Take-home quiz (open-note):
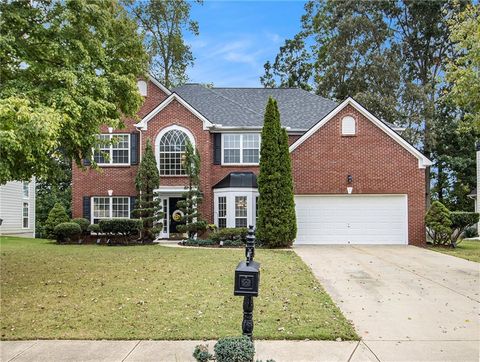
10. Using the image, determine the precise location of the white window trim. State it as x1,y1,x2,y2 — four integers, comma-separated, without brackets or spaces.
221,133,261,166
155,125,196,177
94,134,131,166
90,196,131,224
341,116,356,136
213,188,259,228
22,201,29,229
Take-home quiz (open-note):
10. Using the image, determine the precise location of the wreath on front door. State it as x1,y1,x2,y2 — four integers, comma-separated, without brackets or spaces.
172,210,184,222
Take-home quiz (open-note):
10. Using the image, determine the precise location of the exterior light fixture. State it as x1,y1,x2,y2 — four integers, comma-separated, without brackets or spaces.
108,127,113,134
108,190,113,196
347,175,353,194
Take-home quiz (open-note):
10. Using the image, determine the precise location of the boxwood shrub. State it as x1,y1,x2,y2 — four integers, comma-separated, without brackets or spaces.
54,222,82,243
211,228,248,244
72,218,90,234
222,239,244,247
99,219,141,237
87,224,101,235
184,239,216,247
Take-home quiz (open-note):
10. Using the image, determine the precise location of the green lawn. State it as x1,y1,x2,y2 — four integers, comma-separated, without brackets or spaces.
0,236,357,341
428,239,480,263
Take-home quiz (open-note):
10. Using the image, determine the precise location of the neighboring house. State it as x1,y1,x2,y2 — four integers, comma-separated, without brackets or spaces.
72,76,432,245
0,180,36,237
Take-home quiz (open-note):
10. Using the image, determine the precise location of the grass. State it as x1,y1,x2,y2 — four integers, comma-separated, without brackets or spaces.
428,239,480,263
0,236,357,341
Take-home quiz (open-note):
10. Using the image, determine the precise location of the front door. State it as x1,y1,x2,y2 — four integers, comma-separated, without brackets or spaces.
169,197,185,237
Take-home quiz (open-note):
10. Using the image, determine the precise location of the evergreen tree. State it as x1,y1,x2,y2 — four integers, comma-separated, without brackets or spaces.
277,126,297,244
257,97,296,247
133,139,164,242
176,140,207,239
44,203,69,239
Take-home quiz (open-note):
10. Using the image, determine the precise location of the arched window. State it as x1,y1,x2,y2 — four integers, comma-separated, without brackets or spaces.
158,129,191,175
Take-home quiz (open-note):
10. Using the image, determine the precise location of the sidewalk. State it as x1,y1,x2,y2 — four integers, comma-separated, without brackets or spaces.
2,339,479,362
1,340,372,362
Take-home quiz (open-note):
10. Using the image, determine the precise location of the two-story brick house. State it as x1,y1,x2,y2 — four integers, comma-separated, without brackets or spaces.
72,76,432,245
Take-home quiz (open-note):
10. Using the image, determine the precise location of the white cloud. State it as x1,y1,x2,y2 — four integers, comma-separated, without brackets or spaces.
186,32,282,86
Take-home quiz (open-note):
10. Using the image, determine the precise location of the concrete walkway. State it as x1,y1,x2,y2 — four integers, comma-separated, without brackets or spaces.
1,340,375,362
295,245,480,362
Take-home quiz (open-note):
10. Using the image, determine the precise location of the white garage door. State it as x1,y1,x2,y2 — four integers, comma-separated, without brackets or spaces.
295,195,407,245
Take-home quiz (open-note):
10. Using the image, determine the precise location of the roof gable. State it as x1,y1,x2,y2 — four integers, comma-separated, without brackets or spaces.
289,97,432,169
135,92,213,130
147,74,171,96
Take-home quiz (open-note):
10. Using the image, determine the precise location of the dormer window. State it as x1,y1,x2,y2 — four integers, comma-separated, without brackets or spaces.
137,80,147,96
341,116,356,136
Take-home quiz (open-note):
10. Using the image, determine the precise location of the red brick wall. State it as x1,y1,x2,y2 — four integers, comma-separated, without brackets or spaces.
290,104,426,245
72,81,169,219
73,85,426,245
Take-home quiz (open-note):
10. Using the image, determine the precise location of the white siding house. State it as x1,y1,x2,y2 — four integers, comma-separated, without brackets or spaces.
0,180,36,237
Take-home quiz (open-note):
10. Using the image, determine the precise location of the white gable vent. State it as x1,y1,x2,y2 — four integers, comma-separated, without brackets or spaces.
137,80,147,96
341,116,356,135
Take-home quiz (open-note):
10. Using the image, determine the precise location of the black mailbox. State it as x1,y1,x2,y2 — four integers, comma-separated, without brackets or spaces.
234,260,260,297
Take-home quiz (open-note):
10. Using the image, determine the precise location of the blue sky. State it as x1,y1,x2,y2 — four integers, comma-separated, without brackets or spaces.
186,1,306,87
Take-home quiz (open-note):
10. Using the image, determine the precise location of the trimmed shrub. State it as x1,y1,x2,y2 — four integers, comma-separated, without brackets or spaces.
425,201,452,245
44,203,69,239
184,239,215,247
214,336,255,362
87,224,101,235
464,226,478,238
193,344,213,362
222,239,244,247
54,222,82,243
450,212,479,244
72,218,90,234
211,228,248,244
99,219,141,238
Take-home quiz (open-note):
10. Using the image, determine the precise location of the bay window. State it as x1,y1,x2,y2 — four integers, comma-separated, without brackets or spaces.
92,196,130,224
222,134,260,165
214,190,259,229
235,196,247,227
218,196,227,228
93,134,130,165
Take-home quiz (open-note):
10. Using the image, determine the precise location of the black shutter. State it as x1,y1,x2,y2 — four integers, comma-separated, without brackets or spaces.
130,132,139,165
213,133,222,165
83,196,91,221
130,197,136,218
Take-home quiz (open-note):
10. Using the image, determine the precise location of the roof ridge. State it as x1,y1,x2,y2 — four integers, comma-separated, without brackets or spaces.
206,87,263,117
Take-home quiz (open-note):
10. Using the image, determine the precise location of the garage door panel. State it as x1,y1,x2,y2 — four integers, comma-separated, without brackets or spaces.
294,195,407,245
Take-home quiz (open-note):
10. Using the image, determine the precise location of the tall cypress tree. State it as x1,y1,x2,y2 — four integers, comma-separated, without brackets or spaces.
133,139,164,242
277,126,297,245
257,97,281,246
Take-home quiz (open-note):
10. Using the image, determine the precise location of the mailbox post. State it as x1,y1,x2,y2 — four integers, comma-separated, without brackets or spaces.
234,225,260,340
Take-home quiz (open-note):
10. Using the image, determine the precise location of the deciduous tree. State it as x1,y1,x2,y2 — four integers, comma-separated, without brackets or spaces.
124,0,200,87
0,0,148,184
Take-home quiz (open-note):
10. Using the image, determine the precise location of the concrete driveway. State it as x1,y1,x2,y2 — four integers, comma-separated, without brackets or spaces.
295,245,480,361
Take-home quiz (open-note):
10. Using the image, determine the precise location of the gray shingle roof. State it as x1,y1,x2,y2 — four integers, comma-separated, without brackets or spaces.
172,84,338,130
